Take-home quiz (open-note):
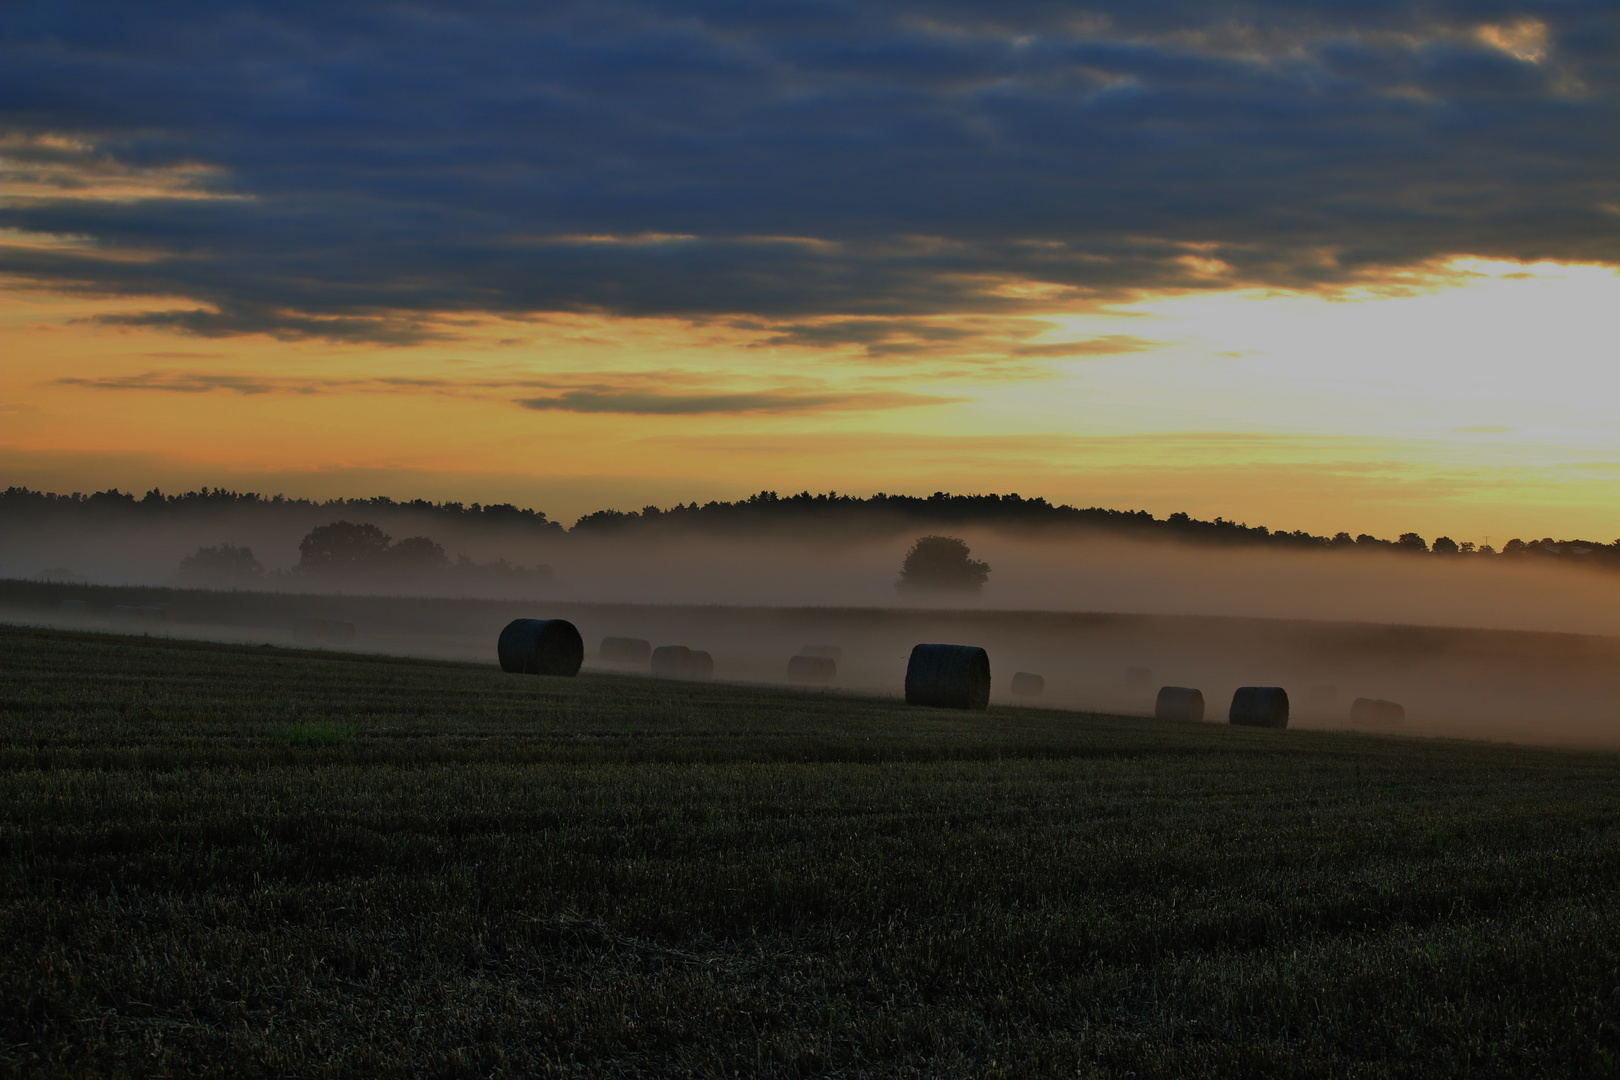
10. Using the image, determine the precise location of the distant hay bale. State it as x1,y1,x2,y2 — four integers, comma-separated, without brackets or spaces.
905,643,991,710
1350,697,1405,726
788,654,836,683
690,650,714,680
1308,684,1338,705
1229,686,1289,728
496,618,584,676
1155,686,1205,722
600,636,652,664
799,645,842,661
651,645,695,679
1009,672,1044,698
57,599,90,619
1125,666,1153,689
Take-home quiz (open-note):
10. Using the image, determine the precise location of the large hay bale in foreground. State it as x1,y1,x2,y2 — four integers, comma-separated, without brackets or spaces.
905,644,991,710
1010,672,1044,698
1229,686,1289,728
1350,697,1405,726
799,645,842,661
788,654,836,683
600,636,652,664
497,618,583,676
1155,686,1205,722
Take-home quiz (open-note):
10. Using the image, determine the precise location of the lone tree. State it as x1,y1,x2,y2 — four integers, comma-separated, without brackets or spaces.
177,543,264,583
897,535,991,593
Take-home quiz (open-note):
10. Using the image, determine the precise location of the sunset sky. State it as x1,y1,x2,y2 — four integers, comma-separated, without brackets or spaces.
3,2,1615,540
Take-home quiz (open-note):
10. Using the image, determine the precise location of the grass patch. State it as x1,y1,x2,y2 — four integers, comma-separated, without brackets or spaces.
2,622,1618,1076
273,720,354,746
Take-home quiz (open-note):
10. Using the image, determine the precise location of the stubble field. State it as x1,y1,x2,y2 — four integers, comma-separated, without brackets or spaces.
2,622,1618,1077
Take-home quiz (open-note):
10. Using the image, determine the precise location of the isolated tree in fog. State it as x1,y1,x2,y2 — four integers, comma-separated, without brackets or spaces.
177,543,264,582
897,535,991,593
297,521,392,572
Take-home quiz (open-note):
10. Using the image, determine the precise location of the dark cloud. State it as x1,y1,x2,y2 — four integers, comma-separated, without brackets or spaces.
1,1,1613,343
516,388,960,415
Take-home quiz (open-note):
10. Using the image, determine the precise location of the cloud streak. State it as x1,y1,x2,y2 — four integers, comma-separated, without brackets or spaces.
51,369,961,415
0,1,1612,344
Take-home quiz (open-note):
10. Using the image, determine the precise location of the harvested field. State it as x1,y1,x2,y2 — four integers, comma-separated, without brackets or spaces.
2,622,1619,1076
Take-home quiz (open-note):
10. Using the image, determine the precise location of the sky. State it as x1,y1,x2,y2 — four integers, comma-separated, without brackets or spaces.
2,1,1616,540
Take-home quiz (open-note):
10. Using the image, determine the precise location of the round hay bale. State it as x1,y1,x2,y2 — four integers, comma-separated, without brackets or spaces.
1155,686,1205,722
57,599,90,619
799,644,842,661
1229,686,1289,728
788,654,836,683
1350,697,1405,726
600,636,652,664
1009,672,1044,698
1124,666,1153,689
294,617,327,640
905,643,991,710
690,650,714,680
651,645,695,679
497,618,583,676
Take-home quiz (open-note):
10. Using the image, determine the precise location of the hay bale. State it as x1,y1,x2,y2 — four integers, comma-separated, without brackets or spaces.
799,645,842,661
600,636,652,664
788,654,836,683
1229,686,1289,728
1125,666,1153,689
651,645,695,679
496,618,583,676
1350,697,1405,726
57,599,90,619
1155,686,1205,722
905,643,991,710
294,617,328,639
690,650,714,680
1009,672,1044,698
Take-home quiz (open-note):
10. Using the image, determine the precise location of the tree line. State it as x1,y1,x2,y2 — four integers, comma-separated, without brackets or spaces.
6,485,1618,572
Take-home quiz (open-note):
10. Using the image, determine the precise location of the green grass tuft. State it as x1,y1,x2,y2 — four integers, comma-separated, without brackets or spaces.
273,720,355,746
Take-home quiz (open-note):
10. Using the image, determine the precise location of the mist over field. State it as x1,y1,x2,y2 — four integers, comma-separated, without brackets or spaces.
8,506,1620,635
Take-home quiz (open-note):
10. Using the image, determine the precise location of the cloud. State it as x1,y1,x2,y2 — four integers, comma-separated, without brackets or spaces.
0,1,1613,344
1011,335,1158,357
49,367,961,414
516,388,960,415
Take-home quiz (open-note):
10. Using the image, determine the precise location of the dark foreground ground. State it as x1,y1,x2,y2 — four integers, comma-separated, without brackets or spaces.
2,624,1618,1077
